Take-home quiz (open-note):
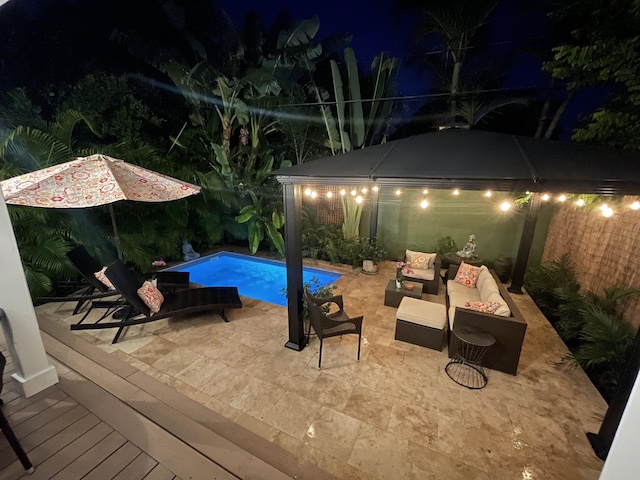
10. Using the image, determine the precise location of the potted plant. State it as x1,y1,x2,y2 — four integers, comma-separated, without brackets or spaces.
359,237,388,274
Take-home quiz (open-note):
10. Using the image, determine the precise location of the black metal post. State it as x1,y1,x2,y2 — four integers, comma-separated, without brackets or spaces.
282,183,306,351
369,187,380,239
587,326,640,460
509,192,541,294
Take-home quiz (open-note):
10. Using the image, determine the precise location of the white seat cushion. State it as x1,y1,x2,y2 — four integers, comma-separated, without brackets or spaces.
404,267,435,281
397,297,447,330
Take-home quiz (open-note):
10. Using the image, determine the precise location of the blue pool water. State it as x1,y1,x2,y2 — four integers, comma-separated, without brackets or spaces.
165,252,341,306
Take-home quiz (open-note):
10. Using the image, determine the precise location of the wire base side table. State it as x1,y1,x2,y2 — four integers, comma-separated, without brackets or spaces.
446,325,496,389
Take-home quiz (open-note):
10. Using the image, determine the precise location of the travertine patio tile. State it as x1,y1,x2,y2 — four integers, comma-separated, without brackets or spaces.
261,391,322,439
129,336,179,365
304,406,363,461
174,355,227,390
342,385,393,430
348,423,412,480
305,372,355,410
228,377,286,420
151,346,203,376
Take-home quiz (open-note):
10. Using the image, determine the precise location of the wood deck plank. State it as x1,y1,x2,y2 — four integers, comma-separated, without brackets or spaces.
0,413,103,480
82,443,142,480
10,396,78,441
112,452,158,480
0,405,88,464
1,386,61,418
57,371,239,480
50,430,127,480
22,421,113,480
0,390,20,405
142,464,176,480
5,389,68,426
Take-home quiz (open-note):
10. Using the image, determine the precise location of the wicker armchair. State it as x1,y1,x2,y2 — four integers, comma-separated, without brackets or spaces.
304,290,363,368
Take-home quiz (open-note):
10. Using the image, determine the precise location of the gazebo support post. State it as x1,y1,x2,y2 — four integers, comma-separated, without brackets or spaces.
282,183,306,351
368,187,379,239
509,192,541,294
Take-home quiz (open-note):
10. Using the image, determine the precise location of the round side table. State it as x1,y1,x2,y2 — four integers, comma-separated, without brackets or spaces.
446,325,496,389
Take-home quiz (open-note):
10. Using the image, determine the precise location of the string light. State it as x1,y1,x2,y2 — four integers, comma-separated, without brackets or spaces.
350,189,357,196
355,196,363,204
631,201,640,210
500,201,511,212
423,189,429,194
340,189,346,196
395,189,401,196
361,187,368,193
420,199,429,209
542,194,550,201
373,186,379,192
485,191,492,197
304,188,312,196
326,191,333,198
453,189,459,195
576,198,585,207
558,195,567,202
310,191,317,199
602,207,613,217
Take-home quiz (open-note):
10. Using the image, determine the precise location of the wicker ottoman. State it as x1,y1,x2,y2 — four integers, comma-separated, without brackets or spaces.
395,297,447,351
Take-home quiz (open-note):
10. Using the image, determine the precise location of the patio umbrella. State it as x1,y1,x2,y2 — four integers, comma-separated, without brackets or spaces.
0,154,201,259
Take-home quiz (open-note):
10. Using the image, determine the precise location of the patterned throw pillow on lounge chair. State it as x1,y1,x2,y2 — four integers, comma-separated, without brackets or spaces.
454,262,482,288
137,281,164,315
405,250,437,269
94,266,116,290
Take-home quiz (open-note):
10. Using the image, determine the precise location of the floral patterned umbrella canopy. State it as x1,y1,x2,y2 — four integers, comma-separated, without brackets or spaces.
1,154,201,258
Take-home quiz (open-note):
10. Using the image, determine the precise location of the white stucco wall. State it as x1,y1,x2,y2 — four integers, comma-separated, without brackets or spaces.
599,373,640,479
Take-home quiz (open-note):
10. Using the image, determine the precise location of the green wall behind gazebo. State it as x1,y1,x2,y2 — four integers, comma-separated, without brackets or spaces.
365,188,553,266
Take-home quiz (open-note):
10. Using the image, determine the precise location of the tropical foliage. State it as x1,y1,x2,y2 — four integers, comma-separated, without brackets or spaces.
525,254,638,401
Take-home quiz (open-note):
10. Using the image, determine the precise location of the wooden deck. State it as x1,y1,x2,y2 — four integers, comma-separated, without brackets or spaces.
1,316,328,480
1,345,183,480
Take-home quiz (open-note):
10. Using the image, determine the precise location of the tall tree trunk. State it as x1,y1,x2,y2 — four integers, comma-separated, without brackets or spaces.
544,90,575,140
535,97,551,139
450,61,462,119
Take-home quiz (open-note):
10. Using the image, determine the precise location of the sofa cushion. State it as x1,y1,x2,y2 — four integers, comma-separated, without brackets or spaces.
475,266,491,293
447,280,481,329
479,275,500,302
485,292,511,317
454,262,482,288
406,250,437,269
404,267,435,281
397,297,447,329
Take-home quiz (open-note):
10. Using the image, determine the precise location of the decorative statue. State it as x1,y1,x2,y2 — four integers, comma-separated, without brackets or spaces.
182,239,200,262
456,234,477,259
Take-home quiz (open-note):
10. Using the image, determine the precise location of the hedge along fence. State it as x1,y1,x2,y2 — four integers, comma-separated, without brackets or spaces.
542,195,640,329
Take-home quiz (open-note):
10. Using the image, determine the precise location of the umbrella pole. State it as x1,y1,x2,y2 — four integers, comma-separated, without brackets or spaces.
109,204,123,260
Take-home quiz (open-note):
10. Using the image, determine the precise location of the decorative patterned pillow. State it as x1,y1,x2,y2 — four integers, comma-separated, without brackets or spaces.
94,266,115,290
137,281,164,315
464,301,501,314
406,250,437,269
454,262,482,288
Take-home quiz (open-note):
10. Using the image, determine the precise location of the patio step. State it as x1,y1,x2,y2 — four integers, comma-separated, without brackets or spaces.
36,314,333,480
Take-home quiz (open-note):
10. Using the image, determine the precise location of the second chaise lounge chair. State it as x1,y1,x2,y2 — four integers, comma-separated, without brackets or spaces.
70,259,242,344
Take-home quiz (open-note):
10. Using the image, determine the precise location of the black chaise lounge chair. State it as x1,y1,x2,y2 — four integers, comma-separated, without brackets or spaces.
35,245,120,315
70,259,243,344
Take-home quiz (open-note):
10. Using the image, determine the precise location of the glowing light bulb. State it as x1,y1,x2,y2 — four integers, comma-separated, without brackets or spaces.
526,191,531,195
351,189,357,196
304,188,311,196
576,198,585,207
453,189,459,195
500,201,511,212
310,191,317,198
485,191,492,198
558,194,567,202
395,189,401,196
631,201,640,210
602,207,613,217
599,203,608,211
420,199,429,209
340,189,346,196
372,186,379,192
542,194,550,201
422,189,428,195
361,187,368,193
326,191,333,198
355,196,363,204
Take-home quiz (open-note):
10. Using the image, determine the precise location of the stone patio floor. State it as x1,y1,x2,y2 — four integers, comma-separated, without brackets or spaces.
36,259,606,480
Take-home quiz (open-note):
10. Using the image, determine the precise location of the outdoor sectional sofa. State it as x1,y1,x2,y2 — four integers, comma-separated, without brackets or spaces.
446,264,527,375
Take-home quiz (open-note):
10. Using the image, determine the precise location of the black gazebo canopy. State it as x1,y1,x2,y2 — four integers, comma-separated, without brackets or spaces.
273,128,640,351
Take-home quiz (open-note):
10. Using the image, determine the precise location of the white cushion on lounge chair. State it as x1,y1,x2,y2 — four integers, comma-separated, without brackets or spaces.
404,267,435,281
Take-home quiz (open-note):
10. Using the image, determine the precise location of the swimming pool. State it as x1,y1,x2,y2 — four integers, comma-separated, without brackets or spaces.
165,252,341,306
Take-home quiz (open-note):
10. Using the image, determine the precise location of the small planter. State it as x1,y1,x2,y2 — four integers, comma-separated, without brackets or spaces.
362,260,379,275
